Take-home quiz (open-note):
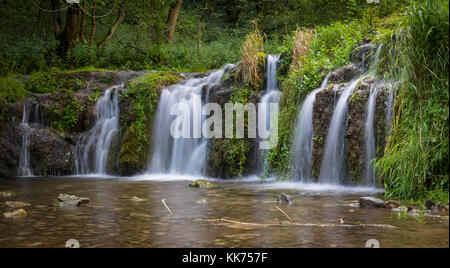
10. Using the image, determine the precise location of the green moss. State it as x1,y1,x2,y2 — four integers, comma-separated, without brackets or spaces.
118,71,182,175
47,92,83,133
26,72,83,94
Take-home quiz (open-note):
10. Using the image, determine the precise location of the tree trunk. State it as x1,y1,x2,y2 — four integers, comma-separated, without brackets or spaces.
166,0,183,43
89,0,97,47
79,0,87,43
58,5,79,55
50,0,62,39
98,0,128,50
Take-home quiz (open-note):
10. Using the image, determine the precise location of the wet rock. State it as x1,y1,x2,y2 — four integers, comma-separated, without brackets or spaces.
359,197,385,208
351,43,377,69
328,64,361,84
4,209,27,218
277,193,293,204
433,202,448,213
384,200,399,209
56,194,90,207
424,200,435,210
189,179,215,189
5,201,31,209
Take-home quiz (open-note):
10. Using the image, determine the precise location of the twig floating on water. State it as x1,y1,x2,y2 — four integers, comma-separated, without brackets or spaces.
161,199,173,215
275,206,293,222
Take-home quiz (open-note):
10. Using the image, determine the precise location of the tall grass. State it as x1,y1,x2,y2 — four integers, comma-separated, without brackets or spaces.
375,0,449,201
238,28,265,89
290,29,314,72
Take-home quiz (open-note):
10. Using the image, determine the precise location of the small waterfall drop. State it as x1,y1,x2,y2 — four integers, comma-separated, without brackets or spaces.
318,78,362,184
257,55,281,175
19,104,33,177
148,65,234,175
364,84,378,186
291,73,331,181
74,84,122,175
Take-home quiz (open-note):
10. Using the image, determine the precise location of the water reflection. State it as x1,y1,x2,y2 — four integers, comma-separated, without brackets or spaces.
0,177,448,248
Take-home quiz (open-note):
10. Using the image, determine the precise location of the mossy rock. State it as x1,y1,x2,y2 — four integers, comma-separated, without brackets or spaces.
189,179,215,189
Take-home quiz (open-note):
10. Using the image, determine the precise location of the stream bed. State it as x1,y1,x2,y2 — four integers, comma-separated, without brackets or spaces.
0,176,448,248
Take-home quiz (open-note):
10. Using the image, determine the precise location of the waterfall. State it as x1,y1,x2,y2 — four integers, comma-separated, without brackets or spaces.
318,78,362,184
74,84,122,175
291,73,331,181
364,84,378,186
19,104,33,177
257,55,281,175
148,65,234,175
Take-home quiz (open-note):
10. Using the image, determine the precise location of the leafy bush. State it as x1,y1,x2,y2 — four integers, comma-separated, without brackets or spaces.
0,76,27,103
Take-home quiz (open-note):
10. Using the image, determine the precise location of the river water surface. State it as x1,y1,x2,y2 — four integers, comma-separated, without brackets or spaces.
0,176,448,248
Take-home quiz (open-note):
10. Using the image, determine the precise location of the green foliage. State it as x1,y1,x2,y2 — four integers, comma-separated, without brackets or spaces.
48,95,83,133
66,42,98,69
375,0,449,201
0,76,27,103
25,72,83,94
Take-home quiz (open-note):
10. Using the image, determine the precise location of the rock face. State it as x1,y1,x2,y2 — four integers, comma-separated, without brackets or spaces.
359,197,385,208
329,64,361,84
351,43,377,70
311,76,389,184
56,194,90,207
0,71,147,178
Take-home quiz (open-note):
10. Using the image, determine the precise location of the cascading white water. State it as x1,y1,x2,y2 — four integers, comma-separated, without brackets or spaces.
291,73,331,181
74,84,122,175
257,55,281,174
364,84,378,186
19,104,33,177
319,78,362,184
148,65,234,175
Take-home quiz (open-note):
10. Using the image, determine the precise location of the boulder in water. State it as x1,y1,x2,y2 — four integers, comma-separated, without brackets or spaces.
5,201,30,208
56,194,90,207
424,200,435,210
189,179,214,189
277,193,293,204
433,202,448,213
4,209,27,218
359,197,385,208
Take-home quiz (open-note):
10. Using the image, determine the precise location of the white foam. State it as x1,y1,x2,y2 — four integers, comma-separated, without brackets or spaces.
258,181,383,194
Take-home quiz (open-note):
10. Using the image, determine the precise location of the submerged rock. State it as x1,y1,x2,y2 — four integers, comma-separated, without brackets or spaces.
56,194,90,207
5,201,31,209
189,179,215,189
130,196,146,202
4,209,27,218
359,197,385,208
277,193,293,204
0,192,15,198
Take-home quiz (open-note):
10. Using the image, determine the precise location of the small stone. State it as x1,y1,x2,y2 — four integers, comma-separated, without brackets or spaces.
424,200,435,210
131,196,146,202
359,197,385,208
0,192,15,198
189,179,214,189
56,194,90,207
277,193,293,204
5,201,31,209
4,209,27,218
196,199,207,205
129,212,152,218
384,200,399,209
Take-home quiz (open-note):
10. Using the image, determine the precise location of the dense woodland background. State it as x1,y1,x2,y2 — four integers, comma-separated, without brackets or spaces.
0,0,448,203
